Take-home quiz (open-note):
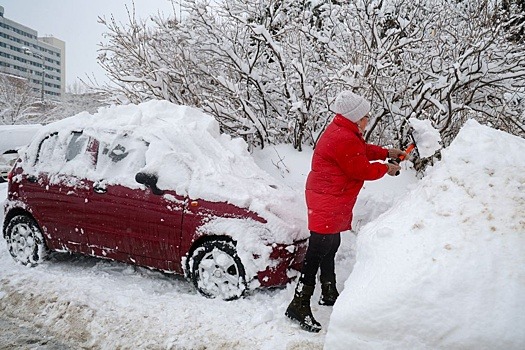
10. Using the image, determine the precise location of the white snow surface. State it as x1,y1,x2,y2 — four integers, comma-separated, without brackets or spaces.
0,116,523,349
0,123,42,154
325,120,525,349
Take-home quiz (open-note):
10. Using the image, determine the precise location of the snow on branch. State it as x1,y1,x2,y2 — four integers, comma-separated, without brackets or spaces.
92,0,525,162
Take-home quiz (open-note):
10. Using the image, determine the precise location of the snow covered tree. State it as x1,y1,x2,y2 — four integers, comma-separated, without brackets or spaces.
96,0,525,157
97,0,344,150
327,0,525,150
97,7,195,106
0,73,40,125
175,0,349,149
497,0,525,42
40,91,110,123
0,72,109,125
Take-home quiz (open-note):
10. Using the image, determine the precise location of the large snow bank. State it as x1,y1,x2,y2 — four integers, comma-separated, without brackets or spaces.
325,119,525,349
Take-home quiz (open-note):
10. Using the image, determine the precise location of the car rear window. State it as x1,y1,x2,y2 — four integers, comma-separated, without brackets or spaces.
31,129,148,186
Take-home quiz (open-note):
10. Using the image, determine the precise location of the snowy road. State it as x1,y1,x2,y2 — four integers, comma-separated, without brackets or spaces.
0,315,71,349
0,237,337,349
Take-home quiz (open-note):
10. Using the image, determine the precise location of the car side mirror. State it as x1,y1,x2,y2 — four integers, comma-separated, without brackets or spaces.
135,172,164,195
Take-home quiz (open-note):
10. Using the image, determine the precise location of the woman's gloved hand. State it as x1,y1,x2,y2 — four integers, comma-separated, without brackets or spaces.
386,163,401,176
388,148,408,160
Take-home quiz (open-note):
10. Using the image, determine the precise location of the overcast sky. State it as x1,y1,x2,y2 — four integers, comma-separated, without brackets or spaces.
2,0,177,88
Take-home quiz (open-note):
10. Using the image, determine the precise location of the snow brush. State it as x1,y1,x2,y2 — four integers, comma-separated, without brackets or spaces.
389,143,416,176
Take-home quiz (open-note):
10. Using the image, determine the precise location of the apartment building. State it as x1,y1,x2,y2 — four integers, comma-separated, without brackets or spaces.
0,5,65,100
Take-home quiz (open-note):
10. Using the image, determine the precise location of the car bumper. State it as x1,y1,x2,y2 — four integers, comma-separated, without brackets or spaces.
257,239,308,287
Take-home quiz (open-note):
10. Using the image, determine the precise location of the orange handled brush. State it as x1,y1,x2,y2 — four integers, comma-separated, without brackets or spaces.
389,143,416,175
397,143,415,162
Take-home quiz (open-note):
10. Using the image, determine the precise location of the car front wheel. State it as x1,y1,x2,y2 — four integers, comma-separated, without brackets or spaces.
5,215,48,267
190,240,247,301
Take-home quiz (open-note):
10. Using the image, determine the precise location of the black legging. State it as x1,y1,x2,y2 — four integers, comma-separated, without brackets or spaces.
299,231,341,286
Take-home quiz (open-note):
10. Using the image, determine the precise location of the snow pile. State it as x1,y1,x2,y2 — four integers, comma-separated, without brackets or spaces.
353,167,417,232
325,119,525,349
409,117,442,158
23,101,308,245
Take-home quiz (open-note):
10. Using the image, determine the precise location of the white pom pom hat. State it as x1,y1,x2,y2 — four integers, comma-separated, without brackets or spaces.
334,90,370,123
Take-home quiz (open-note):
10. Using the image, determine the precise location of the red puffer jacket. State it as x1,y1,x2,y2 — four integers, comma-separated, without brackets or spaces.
305,114,388,234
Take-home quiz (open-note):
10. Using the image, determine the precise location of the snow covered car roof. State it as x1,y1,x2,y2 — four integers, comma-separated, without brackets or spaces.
25,100,309,244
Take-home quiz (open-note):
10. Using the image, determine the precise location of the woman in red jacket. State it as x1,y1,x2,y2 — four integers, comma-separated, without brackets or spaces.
285,90,405,332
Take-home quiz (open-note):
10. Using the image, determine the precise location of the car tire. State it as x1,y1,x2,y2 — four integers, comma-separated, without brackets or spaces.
190,240,247,301
5,215,48,267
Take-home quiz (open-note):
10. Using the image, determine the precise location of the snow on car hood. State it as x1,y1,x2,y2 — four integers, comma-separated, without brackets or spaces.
26,100,309,244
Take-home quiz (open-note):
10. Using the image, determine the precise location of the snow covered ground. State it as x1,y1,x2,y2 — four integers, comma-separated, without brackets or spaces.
1,118,523,349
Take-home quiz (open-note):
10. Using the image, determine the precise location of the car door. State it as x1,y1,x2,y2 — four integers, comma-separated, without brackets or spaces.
21,131,94,253
83,133,184,271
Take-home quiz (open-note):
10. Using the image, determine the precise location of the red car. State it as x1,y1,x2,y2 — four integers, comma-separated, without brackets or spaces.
3,101,308,300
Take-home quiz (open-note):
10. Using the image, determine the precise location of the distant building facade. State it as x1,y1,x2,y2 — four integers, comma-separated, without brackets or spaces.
0,5,65,100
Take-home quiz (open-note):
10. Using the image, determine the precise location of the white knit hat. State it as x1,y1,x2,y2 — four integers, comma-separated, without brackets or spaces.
334,90,370,123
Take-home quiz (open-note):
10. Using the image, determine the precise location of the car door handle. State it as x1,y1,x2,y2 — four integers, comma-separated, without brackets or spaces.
93,185,107,194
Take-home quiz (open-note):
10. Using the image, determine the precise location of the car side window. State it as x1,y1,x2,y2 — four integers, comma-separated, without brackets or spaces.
34,131,97,178
65,131,89,162
96,134,147,181
35,133,62,171
60,132,97,178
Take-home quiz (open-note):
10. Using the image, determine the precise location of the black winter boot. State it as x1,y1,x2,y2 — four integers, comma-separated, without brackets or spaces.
285,283,322,333
319,281,339,306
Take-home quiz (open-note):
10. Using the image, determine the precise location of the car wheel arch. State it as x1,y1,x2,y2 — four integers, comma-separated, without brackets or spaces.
3,208,38,238
4,212,49,267
187,236,248,300
184,234,235,278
